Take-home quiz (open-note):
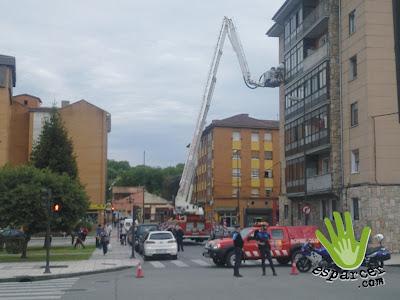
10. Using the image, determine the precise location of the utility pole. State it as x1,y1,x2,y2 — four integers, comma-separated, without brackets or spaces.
41,188,52,274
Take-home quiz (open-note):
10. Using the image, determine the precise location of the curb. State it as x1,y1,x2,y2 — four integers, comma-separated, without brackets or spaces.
0,265,136,283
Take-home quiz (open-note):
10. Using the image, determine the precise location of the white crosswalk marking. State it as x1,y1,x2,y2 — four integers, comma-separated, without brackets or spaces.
0,277,79,300
191,259,211,266
170,260,189,267
149,261,166,268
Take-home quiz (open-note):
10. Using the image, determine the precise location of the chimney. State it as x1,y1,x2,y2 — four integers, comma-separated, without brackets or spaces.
61,100,70,108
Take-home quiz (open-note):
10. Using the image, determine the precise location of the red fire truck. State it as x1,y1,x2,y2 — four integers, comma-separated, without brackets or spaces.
203,223,319,267
161,214,212,242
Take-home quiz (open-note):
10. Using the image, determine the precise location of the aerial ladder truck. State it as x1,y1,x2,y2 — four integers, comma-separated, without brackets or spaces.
167,17,284,241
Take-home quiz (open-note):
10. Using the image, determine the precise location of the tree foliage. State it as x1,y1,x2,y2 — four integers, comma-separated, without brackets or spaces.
30,109,78,179
0,165,89,237
107,160,184,201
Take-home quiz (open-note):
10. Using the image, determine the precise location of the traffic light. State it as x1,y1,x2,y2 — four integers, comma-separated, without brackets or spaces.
52,203,62,213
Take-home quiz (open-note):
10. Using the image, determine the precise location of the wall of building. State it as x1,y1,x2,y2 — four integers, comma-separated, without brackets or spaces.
0,68,12,166
60,101,108,207
9,102,29,165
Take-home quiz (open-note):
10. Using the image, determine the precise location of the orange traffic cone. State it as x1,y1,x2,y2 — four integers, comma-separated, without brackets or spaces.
136,263,144,278
290,261,299,275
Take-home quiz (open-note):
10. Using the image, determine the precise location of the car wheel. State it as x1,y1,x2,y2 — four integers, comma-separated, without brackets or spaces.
276,257,291,265
172,255,178,260
212,257,225,267
226,251,236,268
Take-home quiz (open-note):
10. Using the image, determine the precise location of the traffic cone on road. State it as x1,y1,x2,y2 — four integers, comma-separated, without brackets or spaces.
290,261,299,275
136,263,144,278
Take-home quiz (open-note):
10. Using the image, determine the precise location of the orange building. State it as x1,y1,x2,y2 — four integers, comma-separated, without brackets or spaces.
0,54,111,224
194,114,280,228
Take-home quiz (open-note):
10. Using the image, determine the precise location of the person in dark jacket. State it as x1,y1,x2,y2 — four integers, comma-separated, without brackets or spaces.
232,224,243,277
254,223,276,276
175,225,184,252
100,227,109,255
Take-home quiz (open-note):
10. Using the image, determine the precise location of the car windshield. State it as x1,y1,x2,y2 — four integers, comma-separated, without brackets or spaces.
149,232,174,240
138,225,158,235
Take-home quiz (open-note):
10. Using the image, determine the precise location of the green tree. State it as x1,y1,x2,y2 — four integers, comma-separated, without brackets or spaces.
107,161,184,201
106,160,131,200
0,165,89,258
30,109,78,179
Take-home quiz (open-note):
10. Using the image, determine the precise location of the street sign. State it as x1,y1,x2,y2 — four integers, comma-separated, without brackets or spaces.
302,205,311,215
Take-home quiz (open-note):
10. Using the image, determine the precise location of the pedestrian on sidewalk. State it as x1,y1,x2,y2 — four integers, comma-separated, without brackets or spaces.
120,225,127,246
107,223,112,237
232,224,243,278
100,226,109,255
95,224,102,248
253,223,277,276
175,225,184,252
74,227,87,249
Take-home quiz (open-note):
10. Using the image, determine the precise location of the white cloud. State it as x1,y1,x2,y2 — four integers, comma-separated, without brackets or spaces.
1,0,285,166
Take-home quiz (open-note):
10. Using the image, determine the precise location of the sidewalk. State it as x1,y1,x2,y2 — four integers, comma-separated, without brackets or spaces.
386,253,400,266
0,228,139,282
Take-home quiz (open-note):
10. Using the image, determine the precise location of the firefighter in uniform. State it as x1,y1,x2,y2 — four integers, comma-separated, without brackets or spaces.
232,224,243,278
254,223,277,276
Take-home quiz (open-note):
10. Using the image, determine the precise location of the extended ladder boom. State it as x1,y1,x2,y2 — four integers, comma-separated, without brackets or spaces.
175,17,283,214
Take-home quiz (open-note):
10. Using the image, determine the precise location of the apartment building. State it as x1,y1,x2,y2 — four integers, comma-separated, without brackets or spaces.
194,114,280,228
0,55,111,224
268,0,400,251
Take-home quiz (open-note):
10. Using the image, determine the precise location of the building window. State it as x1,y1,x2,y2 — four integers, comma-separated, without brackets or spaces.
24,100,28,105
351,149,360,174
265,188,273,197
264,151,273,160
264,132,272,141
251,169,260,178
232,187,239,197
284,205,289,219
251,188,259,198
321,199,332,219
264,169,273,178
232,150,240,160
251,151,259,159
321,157,330,174
232,131,240,141
251,132,259,142
352,198,359,220
232,168,241,178
349,10,356,35
297,202,302,220
351,102,358,126
349,55,357,80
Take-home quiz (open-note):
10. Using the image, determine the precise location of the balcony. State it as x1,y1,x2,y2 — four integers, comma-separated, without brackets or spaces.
303,1,329,38
307,173,332,193
303,43,328,73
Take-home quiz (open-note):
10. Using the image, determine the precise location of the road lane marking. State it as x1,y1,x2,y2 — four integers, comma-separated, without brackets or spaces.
170,260,189,267
149,261,165,268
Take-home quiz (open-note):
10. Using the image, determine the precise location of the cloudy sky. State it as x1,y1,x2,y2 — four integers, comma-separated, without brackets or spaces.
1,0,284,167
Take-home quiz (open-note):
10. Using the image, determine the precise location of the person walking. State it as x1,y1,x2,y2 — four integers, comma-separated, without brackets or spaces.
100,226,109,255
106,223,112,237
254,223,277,276
74,227,86,249
95,224,102,248
120,224,127,246
232,224,243,278
175,225,184,252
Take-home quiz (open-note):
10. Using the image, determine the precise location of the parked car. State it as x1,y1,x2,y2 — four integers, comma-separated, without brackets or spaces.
127,223,159,249
141,231,177,260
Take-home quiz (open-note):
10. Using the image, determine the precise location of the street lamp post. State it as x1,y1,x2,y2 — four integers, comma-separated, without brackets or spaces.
41,188,52,274
233,150,240,226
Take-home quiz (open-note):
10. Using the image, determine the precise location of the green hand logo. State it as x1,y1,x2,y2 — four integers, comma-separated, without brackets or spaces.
316,211,371,270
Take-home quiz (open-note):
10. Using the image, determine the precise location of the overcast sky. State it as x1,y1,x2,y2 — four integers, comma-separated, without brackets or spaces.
1,0,284,167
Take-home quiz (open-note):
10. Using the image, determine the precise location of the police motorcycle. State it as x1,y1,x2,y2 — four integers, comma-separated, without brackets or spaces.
295,241,336,273
362,234,391,268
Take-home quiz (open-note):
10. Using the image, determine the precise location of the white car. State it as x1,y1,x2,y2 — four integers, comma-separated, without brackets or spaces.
142,231,177,260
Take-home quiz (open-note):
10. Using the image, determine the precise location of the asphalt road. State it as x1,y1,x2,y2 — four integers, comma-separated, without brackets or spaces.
1,242,399,300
